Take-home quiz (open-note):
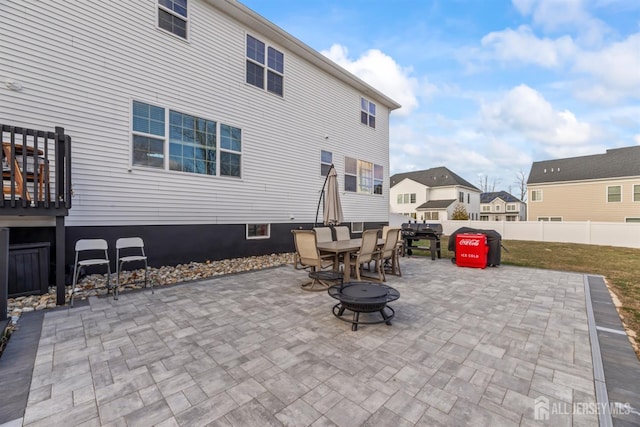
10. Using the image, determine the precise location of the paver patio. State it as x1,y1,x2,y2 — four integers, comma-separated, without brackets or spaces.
1,258,617,426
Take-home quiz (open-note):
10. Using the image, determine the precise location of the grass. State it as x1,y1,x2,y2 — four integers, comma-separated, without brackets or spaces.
413,237,640,357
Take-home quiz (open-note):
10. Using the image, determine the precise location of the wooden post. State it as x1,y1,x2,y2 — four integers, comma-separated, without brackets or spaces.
0,228,8,320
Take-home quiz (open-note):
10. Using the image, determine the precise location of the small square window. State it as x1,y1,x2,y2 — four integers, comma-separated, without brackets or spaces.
247,224,270,239
351,222,364,233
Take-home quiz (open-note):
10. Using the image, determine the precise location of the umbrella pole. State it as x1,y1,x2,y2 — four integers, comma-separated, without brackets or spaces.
314,164,334,227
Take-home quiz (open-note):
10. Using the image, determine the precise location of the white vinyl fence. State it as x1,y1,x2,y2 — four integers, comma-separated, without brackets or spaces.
438,220,640,249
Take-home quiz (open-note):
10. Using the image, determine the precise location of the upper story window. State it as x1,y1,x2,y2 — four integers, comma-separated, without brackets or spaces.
158,0,187,39
481,205,490,212
246,35,284,96
132,101,241,177
360,98,376,129
321,150,332,176
634,184,640,202
506,203,517,211
458,191,464,202
495,205,501,211
607,185,621,202
396,193,416,204
345,157,382,195
531,190,542,202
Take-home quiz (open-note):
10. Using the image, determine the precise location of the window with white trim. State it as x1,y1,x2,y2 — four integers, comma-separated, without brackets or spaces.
158,0,187,39
481,205,490,212
506,204,517,211
634,184,640,202
351,222,364,233
495,205,501,211
459,192,464,202
538,217,562,221
321,150,332,176
607,185,621,202
344,157,382,195
626,218,640,223
480,215,489,221
531,190,542,202
247,224,270,239
132,100,241,177
360,97,376,128
246,35,284,96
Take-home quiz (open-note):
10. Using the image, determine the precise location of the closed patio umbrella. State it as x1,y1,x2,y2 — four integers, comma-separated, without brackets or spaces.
323,165,344,225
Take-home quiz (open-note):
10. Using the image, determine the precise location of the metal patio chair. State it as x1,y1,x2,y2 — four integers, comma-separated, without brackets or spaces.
115,237,152,300
70,238,110,309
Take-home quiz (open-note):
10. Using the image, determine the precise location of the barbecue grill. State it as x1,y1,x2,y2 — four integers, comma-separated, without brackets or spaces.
401,222,443,260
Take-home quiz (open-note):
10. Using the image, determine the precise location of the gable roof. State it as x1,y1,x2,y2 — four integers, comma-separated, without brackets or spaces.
416,199,457,210
390,167,480,191
480,191,522,203
527,146,640,184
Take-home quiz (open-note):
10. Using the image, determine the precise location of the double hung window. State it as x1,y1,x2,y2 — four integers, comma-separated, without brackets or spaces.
531,190,542,202
246,35,284,96
360,97,376,128
158,0,187,39
607,185,621,202
321,150,332,176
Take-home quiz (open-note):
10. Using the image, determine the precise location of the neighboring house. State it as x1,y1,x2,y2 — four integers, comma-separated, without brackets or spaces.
479,191,526,221
1,0,400,276
527,146,640,222
389,167,481,221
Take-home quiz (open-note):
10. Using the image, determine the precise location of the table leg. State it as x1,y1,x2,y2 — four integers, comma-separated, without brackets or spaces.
343,250,352,282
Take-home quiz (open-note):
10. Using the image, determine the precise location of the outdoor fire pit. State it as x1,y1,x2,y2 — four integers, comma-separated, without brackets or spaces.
327,282,400,331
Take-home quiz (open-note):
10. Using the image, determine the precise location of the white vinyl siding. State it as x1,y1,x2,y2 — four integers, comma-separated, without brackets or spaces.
1,0,393,226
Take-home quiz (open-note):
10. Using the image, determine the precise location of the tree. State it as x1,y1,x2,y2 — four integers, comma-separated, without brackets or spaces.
515,170,528,202
450,203,469,220
478,174,500,193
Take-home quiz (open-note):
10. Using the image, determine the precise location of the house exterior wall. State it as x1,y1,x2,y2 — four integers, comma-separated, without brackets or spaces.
480,199,526,221
389,179,480,221
0,0,397,264
527,178,640,222
389,179,424,217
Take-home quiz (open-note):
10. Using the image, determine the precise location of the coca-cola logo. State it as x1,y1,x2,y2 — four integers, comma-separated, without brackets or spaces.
458,238,480,246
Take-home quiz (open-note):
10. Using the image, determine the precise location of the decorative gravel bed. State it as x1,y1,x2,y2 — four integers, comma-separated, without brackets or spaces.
7,253,295,319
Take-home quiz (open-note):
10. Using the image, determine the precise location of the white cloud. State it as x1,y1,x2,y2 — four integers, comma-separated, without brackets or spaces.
321,44,419,115
572,33,640,101
481,84,595,146
635,135,640,145
511,0,609,45
481,25,575,68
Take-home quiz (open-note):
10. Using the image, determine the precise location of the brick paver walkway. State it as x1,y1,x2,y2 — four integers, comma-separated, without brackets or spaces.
20,259,599,426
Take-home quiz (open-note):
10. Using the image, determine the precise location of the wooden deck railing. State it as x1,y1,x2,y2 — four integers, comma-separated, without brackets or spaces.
1,125,71,216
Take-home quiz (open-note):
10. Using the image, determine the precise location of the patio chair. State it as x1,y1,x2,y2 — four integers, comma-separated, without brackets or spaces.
292,229,343,291
350,229,383,282
69,239,110,309
115,237,153,300
292,226,334,270
380,227,402,280
333,226,351,241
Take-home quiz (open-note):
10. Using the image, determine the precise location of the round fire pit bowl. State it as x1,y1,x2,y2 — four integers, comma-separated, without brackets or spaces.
327,282,400,331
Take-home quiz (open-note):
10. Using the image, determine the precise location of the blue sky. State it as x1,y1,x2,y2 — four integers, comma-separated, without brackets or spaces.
240,0,640,194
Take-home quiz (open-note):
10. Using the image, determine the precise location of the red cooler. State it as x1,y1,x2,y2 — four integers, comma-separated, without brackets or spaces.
455,233,488,268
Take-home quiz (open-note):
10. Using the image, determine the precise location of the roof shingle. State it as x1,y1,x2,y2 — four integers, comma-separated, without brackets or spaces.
390,166,480,190
527,146,640,184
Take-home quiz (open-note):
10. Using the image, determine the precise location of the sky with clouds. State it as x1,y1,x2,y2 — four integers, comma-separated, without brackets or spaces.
240,0,640,194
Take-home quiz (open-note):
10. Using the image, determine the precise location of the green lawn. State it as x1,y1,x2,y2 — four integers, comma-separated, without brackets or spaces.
411,237,640,356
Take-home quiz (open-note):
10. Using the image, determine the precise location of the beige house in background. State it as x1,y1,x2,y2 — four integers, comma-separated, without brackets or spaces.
527,146,640,222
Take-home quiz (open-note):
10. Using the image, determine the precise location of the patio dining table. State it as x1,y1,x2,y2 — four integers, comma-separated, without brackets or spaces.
316,238,384,282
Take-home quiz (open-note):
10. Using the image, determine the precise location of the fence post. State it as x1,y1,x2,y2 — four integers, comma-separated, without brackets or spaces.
0,228,8,321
